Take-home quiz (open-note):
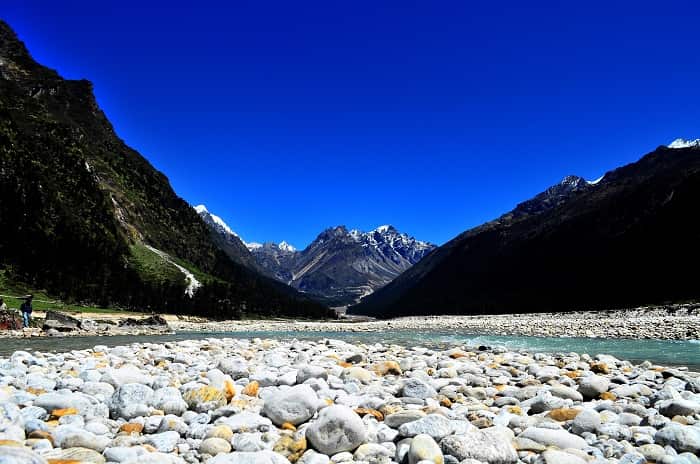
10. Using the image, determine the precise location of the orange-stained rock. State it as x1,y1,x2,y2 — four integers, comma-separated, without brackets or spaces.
273,434,307,463
281,422,297,431
590,362,610,374
151,409,165,416
0,440,22,447
28,430,54,444
507,406,523,415
600,391,617,401
26,387,46,395
338,361,353,368
47,460,82,464
242,381,259,397
50,408,78,418
564,371,581,379
120,423,144,434
438,396,452,408
449,351,470,359
495,385,507,392
223,379,237,401
372,361,402,376
354,408,384,421
324,398,334,406
548,408,581,421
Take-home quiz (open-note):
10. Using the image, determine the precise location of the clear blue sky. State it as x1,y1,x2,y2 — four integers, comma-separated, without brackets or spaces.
4,1,699,247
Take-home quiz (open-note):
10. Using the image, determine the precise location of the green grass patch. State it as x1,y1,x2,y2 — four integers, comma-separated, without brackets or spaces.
0,269,140,315
128,243,184,286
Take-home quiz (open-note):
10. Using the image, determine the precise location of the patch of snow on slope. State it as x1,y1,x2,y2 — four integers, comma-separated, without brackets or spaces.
247,242,263,251
145,245,202,298
587,174,605,185
668,138,700,149
278,241,296,252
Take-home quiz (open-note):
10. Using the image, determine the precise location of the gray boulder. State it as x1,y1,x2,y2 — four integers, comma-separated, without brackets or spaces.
262,385,319,426
440,426,517,464
306,405,367,455
109,383,154,419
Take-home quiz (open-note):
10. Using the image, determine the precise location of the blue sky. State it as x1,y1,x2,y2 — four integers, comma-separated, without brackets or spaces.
4,1,699,247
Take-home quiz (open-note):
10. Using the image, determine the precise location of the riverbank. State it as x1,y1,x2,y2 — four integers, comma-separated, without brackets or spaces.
1,304,698,340
171,305,700,341
0,337,699,464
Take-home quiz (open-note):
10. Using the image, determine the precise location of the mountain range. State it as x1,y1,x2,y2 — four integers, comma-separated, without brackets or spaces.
2,18,698,319
195,206,435,307
0,20,332,319
351,140,700,317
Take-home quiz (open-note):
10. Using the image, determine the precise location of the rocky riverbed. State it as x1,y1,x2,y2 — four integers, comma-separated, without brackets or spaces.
1,338,699,464
172,305,700,341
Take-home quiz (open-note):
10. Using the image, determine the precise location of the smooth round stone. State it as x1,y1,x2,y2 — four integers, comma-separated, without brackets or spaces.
385,410,426,428
518,427,587,450
638,443,666,462
399,414,453,440
217,411,272,433
306,405,367,455
43,447,106,464
208,450,292,464
84,420,110,435
60,430,111,452
407,434,443,464
0,402,21,429
657,399,700,418
262,385,319,426
183,386,227,413
200,437,232,455
104,446,144,462
401,378,437,399
549,385,583,402
353,443,393,462
298,450,330,464
440,427,517,464
655,423,700,454
0,445,48,464
342,367,372,384
102,364,153,387
109,383,154,419
152,387,188,416
144,430,181,452
578,374,610,399
297,365,328,384
542,449,587,464
218,358,249,379
205,425,234,441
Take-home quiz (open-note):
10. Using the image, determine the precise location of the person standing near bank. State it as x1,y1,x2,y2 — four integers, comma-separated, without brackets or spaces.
20,294,33,328
0,297,7,312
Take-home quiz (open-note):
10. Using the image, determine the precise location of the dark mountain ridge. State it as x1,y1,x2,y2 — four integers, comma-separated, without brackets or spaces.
351,144,700,317
0,21,331,318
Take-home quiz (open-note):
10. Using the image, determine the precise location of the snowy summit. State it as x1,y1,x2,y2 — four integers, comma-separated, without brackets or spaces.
668,138,700,149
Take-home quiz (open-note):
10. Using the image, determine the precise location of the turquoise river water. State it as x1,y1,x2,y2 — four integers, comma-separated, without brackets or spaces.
0,330,698,372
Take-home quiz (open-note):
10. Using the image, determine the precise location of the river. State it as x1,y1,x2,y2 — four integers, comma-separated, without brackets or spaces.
1,330,698,371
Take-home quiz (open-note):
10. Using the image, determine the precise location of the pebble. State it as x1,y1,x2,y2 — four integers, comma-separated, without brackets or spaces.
0,336,697,464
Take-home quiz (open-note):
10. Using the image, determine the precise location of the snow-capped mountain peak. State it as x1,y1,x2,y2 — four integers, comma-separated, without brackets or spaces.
246,242,263,251
668,138,700,149
374,224,393,234
195,204,244,240
278,241,296,252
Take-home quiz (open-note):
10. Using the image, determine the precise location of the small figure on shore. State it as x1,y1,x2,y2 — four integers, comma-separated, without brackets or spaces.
0,297,7,312
20,294,33,328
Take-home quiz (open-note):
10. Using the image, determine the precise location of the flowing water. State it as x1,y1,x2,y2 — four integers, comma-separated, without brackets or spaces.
1,330,698,371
